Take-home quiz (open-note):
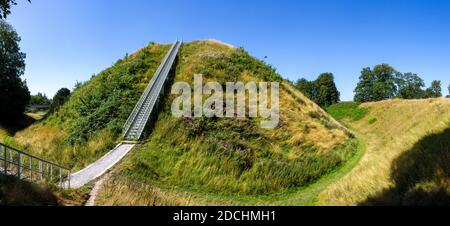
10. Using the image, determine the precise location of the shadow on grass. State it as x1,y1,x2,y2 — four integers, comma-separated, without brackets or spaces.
0,175,58,206
360,127,450,206
0,113,37,136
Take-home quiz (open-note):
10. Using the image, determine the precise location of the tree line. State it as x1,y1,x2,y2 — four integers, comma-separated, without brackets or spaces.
354,64,444,102
295,64,448,107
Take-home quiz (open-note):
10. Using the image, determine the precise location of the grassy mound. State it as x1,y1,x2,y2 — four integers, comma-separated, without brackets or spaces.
107,40,358,197
5,40,358,203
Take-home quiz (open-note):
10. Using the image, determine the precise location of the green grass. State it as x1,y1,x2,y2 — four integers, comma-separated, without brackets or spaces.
10,43,171,170
97,135,366,206
9,40,359,205
96,40,360,204
326,102,369,121
121,112,359,196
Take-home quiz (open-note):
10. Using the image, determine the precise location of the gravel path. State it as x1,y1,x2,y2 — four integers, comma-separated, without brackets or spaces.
69,143,135,189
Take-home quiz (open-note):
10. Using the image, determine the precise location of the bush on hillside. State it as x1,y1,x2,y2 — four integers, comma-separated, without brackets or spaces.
368,115,377,124
199,47,283,84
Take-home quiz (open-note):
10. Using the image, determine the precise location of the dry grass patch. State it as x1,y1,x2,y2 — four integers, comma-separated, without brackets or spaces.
318,98,450,205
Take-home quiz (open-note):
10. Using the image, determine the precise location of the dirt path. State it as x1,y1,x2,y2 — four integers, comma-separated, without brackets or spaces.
85,173,110,206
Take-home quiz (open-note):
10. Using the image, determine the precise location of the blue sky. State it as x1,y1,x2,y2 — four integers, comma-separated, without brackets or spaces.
6,0,450,100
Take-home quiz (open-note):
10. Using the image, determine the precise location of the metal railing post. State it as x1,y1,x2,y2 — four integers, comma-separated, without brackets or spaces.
0,143,71,189
18,153,22,179
68,170,71,189
59,167,62,187
3,145,6,175
9,149,12,172
30,156,33,181
39,160,42,181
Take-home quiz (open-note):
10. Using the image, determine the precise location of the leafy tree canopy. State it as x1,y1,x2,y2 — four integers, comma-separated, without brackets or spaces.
315,73,340,107
295,78,314,100
49,88,71,113
0,19,29,122
354,64,401,102
425,80,442,98
448,84,450,98
397,72,425,99
295,73,340,107
0,0,30,19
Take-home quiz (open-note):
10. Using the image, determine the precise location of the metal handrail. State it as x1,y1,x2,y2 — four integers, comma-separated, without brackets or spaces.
122,41,181,140
0,142,71,189
122,41,178,137
129,41,181,138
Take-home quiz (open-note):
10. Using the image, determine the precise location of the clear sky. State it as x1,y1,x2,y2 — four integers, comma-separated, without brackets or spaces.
6,0,450,100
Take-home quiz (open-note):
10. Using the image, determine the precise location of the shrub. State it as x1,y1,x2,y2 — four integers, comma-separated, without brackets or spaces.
368,115,377,124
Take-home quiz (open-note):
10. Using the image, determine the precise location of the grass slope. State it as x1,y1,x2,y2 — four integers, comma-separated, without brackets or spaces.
95,40,359,205
318,98,450,206
3,40,358,205
7,43,171,171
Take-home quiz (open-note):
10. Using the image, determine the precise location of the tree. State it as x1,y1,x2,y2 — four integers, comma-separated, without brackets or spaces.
397,72,425,99
354,67,375,103
295,78,315,100
314,73,340,107
447,84,450,98
294,73,340,107
0,19,29,122
372,64,400,101
425,80,442,98
49,88,71,113
0,0,30,19
354,64,400,103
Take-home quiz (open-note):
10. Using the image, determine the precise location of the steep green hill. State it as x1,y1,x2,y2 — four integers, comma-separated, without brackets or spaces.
11,43,171,170
8,40,359,204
